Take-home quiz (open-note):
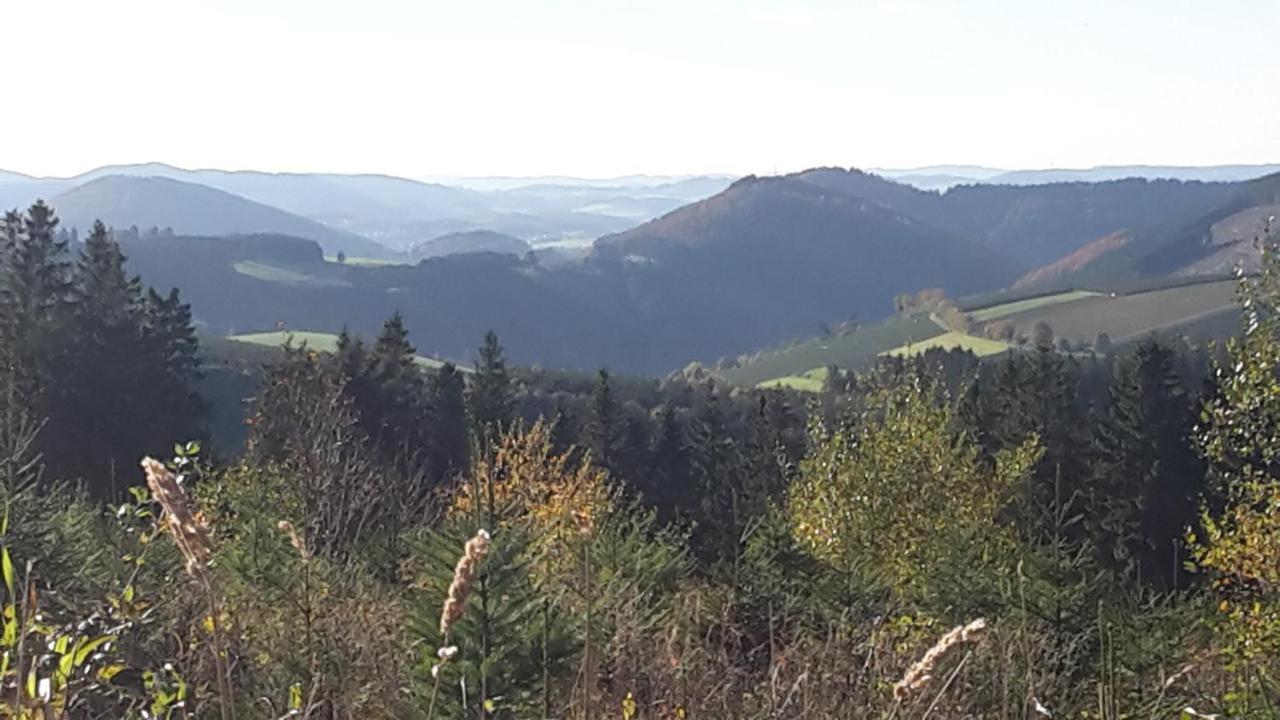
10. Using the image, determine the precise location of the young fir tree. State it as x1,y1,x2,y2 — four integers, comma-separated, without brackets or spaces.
468,330,515,437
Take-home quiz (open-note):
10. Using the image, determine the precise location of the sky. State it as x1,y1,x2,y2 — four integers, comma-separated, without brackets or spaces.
3,0,1279,179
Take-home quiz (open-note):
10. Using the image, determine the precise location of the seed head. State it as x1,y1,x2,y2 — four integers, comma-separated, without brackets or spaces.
894,618,987,703
141,457,213,580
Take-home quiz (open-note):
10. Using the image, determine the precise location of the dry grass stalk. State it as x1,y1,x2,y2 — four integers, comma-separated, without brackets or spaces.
141,457,213,579
140,457,235,720
277,520,310,561
439,528,492,639
893,618,987,703
426,529,492,719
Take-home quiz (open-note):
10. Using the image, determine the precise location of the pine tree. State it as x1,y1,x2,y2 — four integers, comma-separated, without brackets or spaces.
468,331,515,437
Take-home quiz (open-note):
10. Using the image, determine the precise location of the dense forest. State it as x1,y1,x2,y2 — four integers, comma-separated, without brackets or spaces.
2,200,1280,718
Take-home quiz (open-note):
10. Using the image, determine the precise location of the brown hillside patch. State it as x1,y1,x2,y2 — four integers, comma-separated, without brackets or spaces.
1012,231,1131,289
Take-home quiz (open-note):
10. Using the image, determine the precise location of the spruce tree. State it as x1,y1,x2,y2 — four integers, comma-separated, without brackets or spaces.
141,287,206,439
1,202,72,408
643,403,689,522
365,311,431,461
428,362,470,482
56,222,146,486
468,330,515,437
583,368,618,471
1090,339,1205,588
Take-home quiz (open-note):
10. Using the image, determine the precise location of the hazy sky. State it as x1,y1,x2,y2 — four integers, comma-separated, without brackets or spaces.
4,0,1278,179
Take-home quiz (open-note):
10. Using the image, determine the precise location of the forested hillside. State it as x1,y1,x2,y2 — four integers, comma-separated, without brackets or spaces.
3,199,1280,717
57,167,1269,375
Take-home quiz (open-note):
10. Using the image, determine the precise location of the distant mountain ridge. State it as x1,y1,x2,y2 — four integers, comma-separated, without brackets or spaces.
8,161,1280,375
46,175,388,258
0,163,733,254
875,164,1280,191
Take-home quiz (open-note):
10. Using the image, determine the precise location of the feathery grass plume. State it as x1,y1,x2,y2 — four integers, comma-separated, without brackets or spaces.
439,528,492,638
141,456,235,720
277,519,310,560
141,456,213,579
893,618,987,703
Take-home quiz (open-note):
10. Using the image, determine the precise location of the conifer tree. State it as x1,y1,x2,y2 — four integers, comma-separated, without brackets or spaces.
428,362,470,482
584,368,618,471
141,287,206,435
1,202,72,407
366,311,431,460
643,403,689,522
979,347,1090,543
468,330,515,437
1090,339,1204,588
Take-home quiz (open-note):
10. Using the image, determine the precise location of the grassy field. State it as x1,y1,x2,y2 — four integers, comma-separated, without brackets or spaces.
977,279,1238,344
968,290,1101,322
227,331,463,371
324,255,409,267
233,261,350,287
757,367,828,392
881,331,1011,358
721,314,946,386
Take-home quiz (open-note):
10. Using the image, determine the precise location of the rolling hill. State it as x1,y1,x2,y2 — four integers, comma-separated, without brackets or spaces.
48,175,390,258
409,230,531,260
2,163,734,251
51,163,1278,377
1010,172,1280,289
592,174,1018,361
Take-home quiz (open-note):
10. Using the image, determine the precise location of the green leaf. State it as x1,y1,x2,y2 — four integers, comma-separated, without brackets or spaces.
73,635,114,667
1,548,14,600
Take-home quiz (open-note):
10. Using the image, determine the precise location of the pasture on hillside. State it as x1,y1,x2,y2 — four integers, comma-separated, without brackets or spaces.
967,290,1101,322
757,367,828,392
880,331,1011,358
975,279,1239,345
233,260,351,287
228,330,462,370
721,313,946,386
